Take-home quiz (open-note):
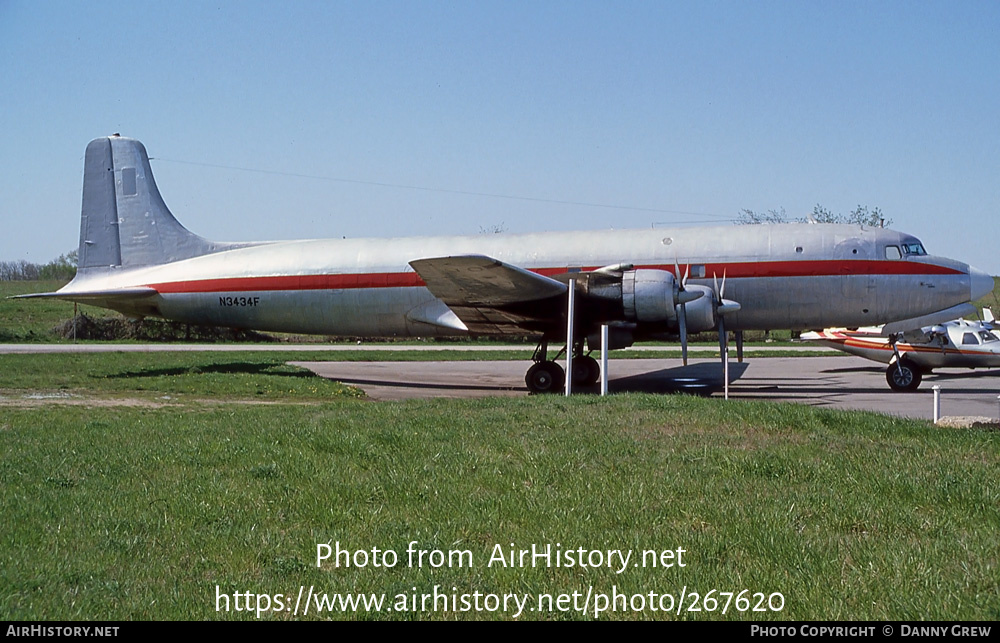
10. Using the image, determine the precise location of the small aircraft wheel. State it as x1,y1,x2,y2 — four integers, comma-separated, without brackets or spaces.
525,361,565,394
571,355,601,386
886,361,922,392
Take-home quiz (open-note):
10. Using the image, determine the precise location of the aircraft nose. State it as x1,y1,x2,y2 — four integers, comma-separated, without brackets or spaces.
970,266,994,301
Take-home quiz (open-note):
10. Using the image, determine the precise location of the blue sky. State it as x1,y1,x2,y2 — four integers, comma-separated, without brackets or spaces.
2,1,998,274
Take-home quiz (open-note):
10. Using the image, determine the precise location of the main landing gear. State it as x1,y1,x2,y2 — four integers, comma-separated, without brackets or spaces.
524,339,601,394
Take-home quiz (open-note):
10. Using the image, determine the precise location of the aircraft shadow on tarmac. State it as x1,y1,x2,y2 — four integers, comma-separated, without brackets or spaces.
331,377,520,394
330,361,749,396
597,362,749,396
105,362,314,380
306,360,998,400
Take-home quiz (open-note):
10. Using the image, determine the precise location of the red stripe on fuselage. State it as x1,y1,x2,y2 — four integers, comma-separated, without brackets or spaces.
147,259,964,295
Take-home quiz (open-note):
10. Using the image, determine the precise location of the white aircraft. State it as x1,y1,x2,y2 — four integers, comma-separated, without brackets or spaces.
801,309,1000,391
20,135,995,393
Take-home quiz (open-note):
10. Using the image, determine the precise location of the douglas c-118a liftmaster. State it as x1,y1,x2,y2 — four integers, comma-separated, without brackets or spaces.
20,136,995,393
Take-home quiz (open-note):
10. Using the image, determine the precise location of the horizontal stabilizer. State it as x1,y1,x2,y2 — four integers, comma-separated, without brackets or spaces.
880,302,977,336
13,287,159,302
13,287,160,319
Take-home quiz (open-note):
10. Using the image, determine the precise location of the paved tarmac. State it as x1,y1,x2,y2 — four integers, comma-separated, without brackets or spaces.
4,344,996,421
294,357,1000,421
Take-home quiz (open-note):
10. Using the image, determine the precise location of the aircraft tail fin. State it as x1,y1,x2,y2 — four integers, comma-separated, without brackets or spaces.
77,136,243,273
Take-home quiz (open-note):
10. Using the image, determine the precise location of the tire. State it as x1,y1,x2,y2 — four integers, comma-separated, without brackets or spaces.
525,361,565,394
886,361,922,392
571,355,601,386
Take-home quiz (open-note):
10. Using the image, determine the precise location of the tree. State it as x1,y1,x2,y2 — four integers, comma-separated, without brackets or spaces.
478,222,507,234
737,204,891,228
0,250,77,281
735,207,788,225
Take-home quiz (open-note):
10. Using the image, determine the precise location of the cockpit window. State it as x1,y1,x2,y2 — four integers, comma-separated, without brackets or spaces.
884,245,901,260
962,332,980,345
900,242,926,256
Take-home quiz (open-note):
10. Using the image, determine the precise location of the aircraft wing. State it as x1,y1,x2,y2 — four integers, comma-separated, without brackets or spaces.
880,303,977,336
409,255,568,335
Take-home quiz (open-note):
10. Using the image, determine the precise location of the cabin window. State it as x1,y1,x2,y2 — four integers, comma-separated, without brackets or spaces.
962,332,980,345
884,246,901,260
689,265,706,278
979,331,997,343
121,167,137,196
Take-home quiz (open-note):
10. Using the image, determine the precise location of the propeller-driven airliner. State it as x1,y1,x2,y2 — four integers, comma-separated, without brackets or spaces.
20,136,995,393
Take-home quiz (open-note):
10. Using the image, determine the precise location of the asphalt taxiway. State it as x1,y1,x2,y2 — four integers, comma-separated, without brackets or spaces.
3,344,997,421
294,357,1000,422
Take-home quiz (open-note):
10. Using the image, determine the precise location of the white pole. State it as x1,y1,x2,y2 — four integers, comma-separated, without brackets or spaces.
600,324,609,396
932,385,941,423
565,279,575,397
724,341,730,400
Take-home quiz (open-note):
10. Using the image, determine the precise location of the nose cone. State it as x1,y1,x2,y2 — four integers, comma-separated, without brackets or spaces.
970,266,995,301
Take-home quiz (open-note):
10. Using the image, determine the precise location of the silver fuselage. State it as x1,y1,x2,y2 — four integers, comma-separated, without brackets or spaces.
60,223,981,337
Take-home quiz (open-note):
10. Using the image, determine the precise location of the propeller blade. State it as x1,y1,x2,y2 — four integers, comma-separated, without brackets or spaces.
677,303,688,366
675,258,692,366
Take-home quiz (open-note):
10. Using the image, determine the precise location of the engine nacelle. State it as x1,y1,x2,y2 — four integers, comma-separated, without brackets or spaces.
622,269,678,322
679,285,719,332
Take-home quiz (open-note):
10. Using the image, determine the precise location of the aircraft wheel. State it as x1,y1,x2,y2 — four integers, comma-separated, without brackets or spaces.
886,361,922,392
571,355,601,386
525,361,565,394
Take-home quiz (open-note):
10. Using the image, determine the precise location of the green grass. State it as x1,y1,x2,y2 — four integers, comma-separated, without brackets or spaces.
0,280,91,342
0,353,362,401
1,353,998,620
974,276,1000,314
